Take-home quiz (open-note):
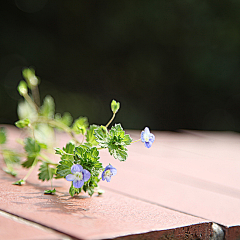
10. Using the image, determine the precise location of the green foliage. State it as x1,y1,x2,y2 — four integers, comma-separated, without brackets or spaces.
55,112,73,127
15,118,30,128
0,128,6,145
94,126,108,147
86,125,99,146
69,183,82,197
0,68,142,197
2,149,21,165
24,138,41,158
72,117,89,134
44,189,56,195
40,95,55,118
22,156,37,168
95,123,132,161
12,179,25,185
38,162,56,181
56,160,73,178
111,99,120,114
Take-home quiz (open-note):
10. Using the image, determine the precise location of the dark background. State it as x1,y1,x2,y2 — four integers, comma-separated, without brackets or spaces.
1,0,240,131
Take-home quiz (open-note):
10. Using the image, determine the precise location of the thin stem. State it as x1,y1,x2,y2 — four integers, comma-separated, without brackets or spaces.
23,93,39,112
106,112,116,128
131,139,141,144
31,85,40,107
23,158,38,181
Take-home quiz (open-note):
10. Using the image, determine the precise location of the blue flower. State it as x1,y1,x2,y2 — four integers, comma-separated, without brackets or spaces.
141,127,155,148
66,164,91,188
102,165,117,182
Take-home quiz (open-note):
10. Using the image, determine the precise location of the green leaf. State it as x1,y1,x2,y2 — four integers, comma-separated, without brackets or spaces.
98,189,105,195
54,148,64,155
40,95,55,118
44,189,56,195
3,167,17,177
111,99,120,113
94,126,108,148
107,123,132,161
24,138,41,157
2,149,21,165
86,125,99,146
15,118,30,128
18,80,28,96
13,179,25,185
38,162,56,181
72,117,89,134
55,112,73,127
69,184,81,197
56,160,73,177
22,156,37,168
0,127,6,145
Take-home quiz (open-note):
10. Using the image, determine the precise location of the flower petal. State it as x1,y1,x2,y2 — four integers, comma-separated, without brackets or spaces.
66,174,75,181
144,127,150,135
73,179,84,188
110,167,117,176
141,131,145,142
83,169,91,181
105,176,111,182
71,164,83,174
144,141,152,148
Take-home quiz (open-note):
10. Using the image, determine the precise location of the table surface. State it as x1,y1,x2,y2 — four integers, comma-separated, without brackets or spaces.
0,125,239,239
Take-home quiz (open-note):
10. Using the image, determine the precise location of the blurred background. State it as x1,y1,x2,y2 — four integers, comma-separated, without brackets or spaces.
1,0,240,131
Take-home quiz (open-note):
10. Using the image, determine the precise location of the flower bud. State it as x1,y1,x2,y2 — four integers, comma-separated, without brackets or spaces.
111,99,120,114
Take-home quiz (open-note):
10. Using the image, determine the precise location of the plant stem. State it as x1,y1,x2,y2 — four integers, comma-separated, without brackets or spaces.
106,112,116,128
131,139,141,144
23,93,39,112
23,158,38,181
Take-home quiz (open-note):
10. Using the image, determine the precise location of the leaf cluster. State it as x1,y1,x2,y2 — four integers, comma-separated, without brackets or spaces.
56,143,103,196
94,123,132,161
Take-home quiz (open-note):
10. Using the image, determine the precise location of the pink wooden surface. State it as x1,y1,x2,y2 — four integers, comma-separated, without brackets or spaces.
0,125,240,239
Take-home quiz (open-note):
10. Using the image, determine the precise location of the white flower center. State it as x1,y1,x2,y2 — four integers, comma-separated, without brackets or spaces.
104,169,112,178
74,172,83,180
144,133,149,142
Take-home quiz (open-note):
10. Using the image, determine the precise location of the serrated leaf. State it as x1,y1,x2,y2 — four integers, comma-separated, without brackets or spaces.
24,138,41,157
94,126,108,148
22,156,37,168
0,127,6,145
15,118,30,128
54,148,64,155
55,112,73,127
2,149,21,165
38,162,56,181
56,160,73,177
86,125,99,146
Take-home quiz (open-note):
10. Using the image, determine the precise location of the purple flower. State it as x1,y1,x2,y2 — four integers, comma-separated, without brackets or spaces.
141,127,155,148
102,165,117,182
66,164,91,188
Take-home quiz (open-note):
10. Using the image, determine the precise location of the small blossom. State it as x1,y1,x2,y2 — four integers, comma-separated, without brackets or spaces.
102,165,117,182
141,127,155,148
66,164,91,188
